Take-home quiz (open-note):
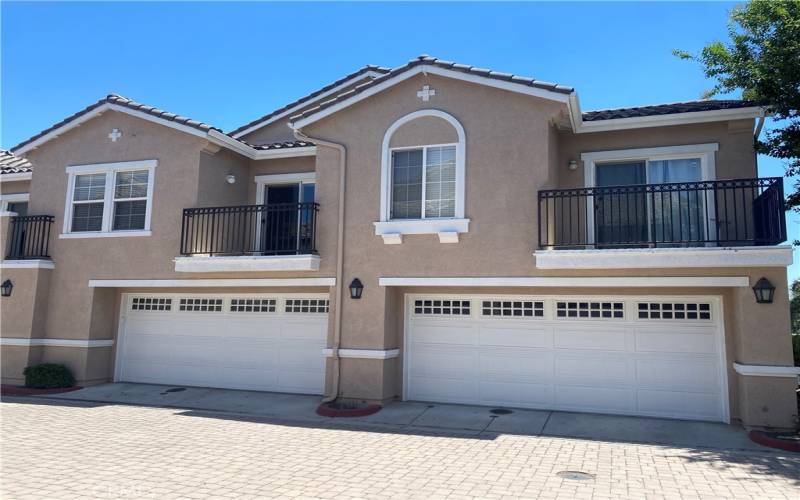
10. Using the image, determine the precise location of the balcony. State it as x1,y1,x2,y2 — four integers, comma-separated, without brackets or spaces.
5,215,55,260
175,202,320,272
535,177,790,269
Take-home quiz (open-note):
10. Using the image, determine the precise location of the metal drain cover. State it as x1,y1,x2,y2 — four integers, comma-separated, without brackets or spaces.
556,471,595,481
490,408,513,415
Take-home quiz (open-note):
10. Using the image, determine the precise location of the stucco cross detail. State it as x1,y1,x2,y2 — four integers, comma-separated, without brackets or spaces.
108,128,122,142
416,85,436,102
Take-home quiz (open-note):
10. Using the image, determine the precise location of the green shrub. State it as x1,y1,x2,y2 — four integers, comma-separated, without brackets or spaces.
23,363,75,389
794,335,800,367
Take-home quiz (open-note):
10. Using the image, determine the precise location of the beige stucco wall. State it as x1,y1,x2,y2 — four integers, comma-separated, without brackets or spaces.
1,179,31,195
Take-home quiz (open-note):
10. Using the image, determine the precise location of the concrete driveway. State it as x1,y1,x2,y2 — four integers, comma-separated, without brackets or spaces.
2,384,798,499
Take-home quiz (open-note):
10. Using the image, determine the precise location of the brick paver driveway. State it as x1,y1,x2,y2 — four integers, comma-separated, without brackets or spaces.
2,399,798,499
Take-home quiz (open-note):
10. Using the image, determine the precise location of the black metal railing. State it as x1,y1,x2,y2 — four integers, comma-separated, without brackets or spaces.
6,215,54,259
538,177,786,249
180,202,319,256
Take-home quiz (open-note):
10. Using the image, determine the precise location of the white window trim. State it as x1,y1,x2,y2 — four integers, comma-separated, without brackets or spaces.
0,192,29,212
254,172,316,205
377,109,468,244
581,143,718,247
62,160,157,238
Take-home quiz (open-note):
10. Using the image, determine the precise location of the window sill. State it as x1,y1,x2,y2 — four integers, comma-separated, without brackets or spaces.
373,218,470,244
60,230,152,239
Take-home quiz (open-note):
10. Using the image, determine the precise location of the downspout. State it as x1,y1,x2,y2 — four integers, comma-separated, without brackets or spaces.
755,115,765,141
293,127,346,404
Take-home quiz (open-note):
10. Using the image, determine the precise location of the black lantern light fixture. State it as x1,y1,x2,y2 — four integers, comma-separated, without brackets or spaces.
1,279,13,297
752,277,775,304
349,278,364,299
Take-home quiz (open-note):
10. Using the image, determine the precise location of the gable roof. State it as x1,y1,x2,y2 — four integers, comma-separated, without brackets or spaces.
229,65,390,138
583,100,758,121
0,150,33,176
289,55,574,128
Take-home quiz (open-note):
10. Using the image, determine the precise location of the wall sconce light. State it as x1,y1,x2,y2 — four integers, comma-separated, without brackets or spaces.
752,277,775,304
225,174,236,184
349,278,364,299
568,160,578,171
1,279,13,297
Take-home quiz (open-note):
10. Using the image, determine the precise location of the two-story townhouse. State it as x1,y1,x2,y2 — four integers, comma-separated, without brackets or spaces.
2,55,797,428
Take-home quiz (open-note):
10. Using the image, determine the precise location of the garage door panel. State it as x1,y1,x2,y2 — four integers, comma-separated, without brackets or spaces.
637,390,721,420
478,348,552,382
478,325,551,349
554,328,627,351
409,345,475,378
411,323,478,345
636,358,720,392
221,318,285,340
555,354,631,386
556,385,635,412
409,376,475,403
634,329,717,354
478,381,553,407
280,320,327,341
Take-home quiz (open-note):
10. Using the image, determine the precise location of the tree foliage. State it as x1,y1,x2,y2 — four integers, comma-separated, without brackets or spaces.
675,0,800,208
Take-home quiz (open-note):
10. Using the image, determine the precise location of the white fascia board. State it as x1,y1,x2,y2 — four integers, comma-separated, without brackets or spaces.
534,246,793,270
207,130,317,160
66,159,158,174
0,172,32,181
106,104,209,139
88,277,335,288
733,362,800,378
0,259,55,269
253,147,317,160
581,143,718,162
322,348,400,360
574,107,765,133
0,338,114,348
174,255,320,273
254,172,316,184
13,103,115,155
291,65,573,129
231,70,386,139
379,276,750,288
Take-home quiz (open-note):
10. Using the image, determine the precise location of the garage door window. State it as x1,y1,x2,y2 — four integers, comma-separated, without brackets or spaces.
413,299,471,316
637,302,711,320
131,297,172,311
179,298,223,312
556,301,624,319
481,300,544,318
230,298,276,313
285,299,329,313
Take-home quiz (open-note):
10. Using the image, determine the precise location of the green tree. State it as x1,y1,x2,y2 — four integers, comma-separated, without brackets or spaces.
675,0,800,207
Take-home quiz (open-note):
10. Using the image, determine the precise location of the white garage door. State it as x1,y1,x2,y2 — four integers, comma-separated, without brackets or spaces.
406,295,728,422
116,294,328,394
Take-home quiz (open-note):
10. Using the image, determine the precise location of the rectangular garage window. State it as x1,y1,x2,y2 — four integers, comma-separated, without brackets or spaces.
131,297,172,311
637,302,711,320
556,301,623,319
413,299,471,316
230,298,276,313
481,300,544,318
285,299,329,313
179,298,223,312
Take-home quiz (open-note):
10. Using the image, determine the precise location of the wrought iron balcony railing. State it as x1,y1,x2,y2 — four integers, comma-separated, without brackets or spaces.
6,215,55,260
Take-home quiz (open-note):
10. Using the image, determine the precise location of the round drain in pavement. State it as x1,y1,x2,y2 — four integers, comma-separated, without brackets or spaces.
556,471,595,481
490,408,513,415
164,387,186,393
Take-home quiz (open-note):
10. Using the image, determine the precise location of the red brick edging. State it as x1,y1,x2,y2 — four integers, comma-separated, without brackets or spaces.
0,385,82,397
316,403,381,418
749,430,800,453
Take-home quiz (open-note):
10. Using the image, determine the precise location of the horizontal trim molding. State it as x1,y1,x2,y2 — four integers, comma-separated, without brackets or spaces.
580,143,718,162
0,338,114,348
379,276,750,288
323,348,400,360
576,107,763,134
733,362,800,378
60,230,152,239
174,255,320,273
0,172,32,181
0,259,55,269
374,219,470,244
534,246,793,270
88,278,335,288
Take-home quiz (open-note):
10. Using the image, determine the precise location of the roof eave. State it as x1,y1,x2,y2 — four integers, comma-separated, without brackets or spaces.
0,172,33,181
574,106,766,133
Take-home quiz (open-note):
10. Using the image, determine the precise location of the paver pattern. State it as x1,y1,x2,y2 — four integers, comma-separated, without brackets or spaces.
1,399,798,499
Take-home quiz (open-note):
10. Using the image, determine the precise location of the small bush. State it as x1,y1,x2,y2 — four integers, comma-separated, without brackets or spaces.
23,363,75,389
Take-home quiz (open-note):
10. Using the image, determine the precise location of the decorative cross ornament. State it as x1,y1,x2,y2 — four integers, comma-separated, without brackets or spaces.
416,85,436,102
108,128,122,142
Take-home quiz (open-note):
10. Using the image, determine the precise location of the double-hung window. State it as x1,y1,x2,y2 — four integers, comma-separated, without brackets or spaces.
64,160,156,237
391,145,456,220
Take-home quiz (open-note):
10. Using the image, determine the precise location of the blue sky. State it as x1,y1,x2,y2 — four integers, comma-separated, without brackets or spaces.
2,1,797,283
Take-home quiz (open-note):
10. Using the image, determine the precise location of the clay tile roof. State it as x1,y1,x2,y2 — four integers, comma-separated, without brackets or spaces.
11,94,222,153
228,65,391,137
0,150,33,174
290,55,575,124
582,100,759,121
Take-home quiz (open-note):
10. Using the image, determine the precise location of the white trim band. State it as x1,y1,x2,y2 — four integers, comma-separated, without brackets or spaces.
0,260,55,269
379,276,750,288
174,255,320,273
733,362,800,378
0,172,32,181
88,278,335,288
534,246,793,270
322,348,400,360
0,338,114,348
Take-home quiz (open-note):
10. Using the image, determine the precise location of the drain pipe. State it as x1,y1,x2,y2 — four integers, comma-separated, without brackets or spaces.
293,127,346,404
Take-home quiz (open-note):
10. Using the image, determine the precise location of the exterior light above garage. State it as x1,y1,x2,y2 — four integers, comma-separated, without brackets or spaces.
1,279,13,297
349,278,364,299
752,277,775,304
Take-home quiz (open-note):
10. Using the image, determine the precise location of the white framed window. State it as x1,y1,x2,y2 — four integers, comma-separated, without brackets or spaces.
0,193,29,214
62,160,156,238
